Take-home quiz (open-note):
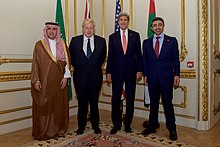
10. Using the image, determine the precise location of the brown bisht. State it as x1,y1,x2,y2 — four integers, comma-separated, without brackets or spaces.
31,40,70,140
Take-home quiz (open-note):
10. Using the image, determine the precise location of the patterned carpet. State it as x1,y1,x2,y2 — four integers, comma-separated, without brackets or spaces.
24,122,196,147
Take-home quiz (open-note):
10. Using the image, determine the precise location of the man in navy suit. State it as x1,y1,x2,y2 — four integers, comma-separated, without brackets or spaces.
69,19,106,135
106,11,143,134
141,17,180,141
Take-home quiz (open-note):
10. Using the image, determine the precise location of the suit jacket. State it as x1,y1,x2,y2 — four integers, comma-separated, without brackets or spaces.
69,35,106,86
106,29,143,81
143,34,180,84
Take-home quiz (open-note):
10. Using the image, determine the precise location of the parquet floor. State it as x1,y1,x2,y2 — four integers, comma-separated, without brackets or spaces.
0,110,220,147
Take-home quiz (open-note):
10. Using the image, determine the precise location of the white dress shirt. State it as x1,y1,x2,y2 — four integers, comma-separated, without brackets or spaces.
83,35,95,56
48,39,71,78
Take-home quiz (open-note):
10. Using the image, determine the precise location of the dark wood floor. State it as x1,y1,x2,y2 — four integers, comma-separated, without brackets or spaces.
0,110,220,147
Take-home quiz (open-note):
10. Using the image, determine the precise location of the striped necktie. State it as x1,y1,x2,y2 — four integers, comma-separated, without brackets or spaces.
87,38,92,59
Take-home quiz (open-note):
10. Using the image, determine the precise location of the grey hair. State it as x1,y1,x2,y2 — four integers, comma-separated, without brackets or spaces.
118,11,130,22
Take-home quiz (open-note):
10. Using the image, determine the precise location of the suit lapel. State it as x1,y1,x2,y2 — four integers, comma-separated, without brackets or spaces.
149,37,157,59
127,29,132,54
116,31,124,54
92,35,98,59
158,35,168,59
79,35,88,59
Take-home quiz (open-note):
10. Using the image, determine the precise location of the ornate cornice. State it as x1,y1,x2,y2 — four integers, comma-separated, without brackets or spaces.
0,69,195,83
180,70,196,79
0,58,31,65
0,71,30,82
201,0,208,121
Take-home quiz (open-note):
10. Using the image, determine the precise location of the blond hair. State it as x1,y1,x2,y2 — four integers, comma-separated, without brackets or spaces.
82,19,96,33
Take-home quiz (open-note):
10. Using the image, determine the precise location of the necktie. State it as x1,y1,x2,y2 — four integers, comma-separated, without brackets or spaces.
87,38,92,59
122,30,127,54
155,36,160,58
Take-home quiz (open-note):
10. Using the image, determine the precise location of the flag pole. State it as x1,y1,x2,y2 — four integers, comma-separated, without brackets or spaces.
65,0,69,44
102,0,105,37
74,0,77,36
90,0,93,19
121,0,123,11
129,0,133,29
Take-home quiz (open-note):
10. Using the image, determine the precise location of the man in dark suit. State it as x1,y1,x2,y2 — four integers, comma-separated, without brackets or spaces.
141,17,180,141
69,19,106,135
106,11,143,134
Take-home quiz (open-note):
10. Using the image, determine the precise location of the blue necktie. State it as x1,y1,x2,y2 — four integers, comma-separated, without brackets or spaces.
87,38,92,59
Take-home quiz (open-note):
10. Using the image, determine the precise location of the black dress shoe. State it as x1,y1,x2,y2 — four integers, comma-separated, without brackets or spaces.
94,127,101,134
143,120,160,129
124,126,132,133
141,128,156,136
76,128,84,135
110,127,121,134
169,130,178,141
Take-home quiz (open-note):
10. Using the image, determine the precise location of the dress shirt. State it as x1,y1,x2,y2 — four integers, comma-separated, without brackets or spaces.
83,35,94,56
49,39,71,78
120,28,128,46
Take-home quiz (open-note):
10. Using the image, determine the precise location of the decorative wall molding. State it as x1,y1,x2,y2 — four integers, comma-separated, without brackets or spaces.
179,0,189,62
0,87,30,94
102,69,196,79
211,0,220,60
201,0,208,121
0,106,31,115
0,116,32,126
177,85,188,108
99,100,195,119
0,69,196,83
0,71,30,82
0,69,73,82
197,0,201,122
213,69,220,115
213,45,220,59
0,106,76,125
102,81,188,108
180,70,196,79
0,58,31,65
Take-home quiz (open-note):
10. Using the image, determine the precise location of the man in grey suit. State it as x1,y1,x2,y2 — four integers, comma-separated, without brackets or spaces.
69,19,107,135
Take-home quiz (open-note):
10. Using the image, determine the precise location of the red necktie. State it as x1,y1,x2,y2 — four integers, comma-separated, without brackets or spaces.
122,30,127,54
155,36,160,58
